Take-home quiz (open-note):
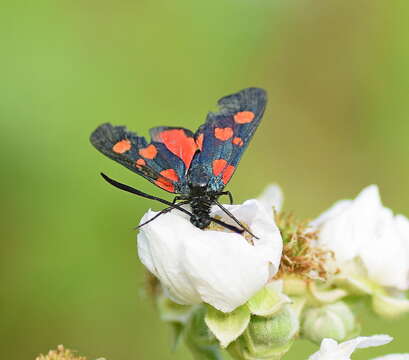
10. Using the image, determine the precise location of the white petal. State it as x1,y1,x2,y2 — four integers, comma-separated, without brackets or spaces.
308,338,348,360
137,210,202,305
137,199,283,313
341,335,393,350
309,335,393,360
257,184,284,212
312,186,380,263
211,199,283,277
359,208,409,290
313,185,409,290
310,200,352,228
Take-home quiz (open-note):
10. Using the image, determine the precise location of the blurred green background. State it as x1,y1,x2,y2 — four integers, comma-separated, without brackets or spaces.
1,0,408,359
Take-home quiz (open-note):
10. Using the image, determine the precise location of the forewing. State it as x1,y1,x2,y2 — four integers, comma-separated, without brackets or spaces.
192,87,267,191
149,126,199,171
90,123,191,193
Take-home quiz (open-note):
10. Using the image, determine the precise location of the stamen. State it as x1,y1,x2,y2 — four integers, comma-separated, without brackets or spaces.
274,212,338,280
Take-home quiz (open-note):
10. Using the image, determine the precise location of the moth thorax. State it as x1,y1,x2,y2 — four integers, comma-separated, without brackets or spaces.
187,166,210,190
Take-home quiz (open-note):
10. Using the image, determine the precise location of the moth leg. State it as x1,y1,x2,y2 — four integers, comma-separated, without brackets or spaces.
172,196,184,204
213,199,258,239
136,207,173,229
136,200,190,229
218,191,234,204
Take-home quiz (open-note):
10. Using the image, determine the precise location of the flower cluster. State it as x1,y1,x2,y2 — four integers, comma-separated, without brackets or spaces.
137,184,409,359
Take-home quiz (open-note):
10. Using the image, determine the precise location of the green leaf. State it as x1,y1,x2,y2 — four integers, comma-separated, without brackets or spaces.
205,304,251,348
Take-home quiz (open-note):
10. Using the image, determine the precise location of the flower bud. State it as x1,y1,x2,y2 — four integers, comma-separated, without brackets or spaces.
301,301,359,345
228,305,299,360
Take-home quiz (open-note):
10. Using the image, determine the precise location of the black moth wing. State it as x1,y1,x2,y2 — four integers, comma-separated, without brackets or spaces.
191,87,267,192
90,123,189,193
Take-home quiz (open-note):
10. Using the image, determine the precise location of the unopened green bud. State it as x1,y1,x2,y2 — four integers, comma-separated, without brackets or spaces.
228,305,299,360
301,301,359,344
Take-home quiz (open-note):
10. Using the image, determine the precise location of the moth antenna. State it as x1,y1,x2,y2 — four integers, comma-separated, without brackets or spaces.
100,173,245,235
100,173,194,217
213,199,259,239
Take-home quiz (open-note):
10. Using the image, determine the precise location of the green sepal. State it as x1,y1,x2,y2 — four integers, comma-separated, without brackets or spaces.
157,295,194,324
372,291,409,318
307,282,347,305
205,304,251,348
248,281,291,317
169,322,185,350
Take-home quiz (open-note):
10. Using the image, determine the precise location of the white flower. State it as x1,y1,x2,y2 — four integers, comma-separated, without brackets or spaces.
137,199,283,313
257,184,284,213
308,335,393,360
312,185,409,291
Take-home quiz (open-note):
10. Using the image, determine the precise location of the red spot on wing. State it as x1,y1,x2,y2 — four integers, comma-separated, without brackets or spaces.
212,159,235,184
160,169,179,182
234,111,255,124
159,129,198,169
139,144,158,159
214,127,233,141
212,159,227,176
196,133,204,151
155,177,175,192
112,139,131,154
135,158,146,168
222,165,235,184
232,137,244,146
